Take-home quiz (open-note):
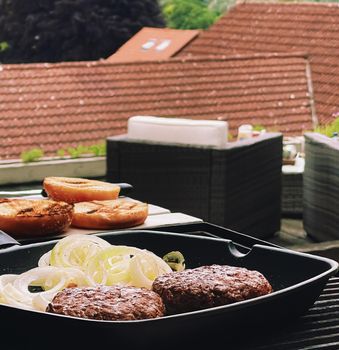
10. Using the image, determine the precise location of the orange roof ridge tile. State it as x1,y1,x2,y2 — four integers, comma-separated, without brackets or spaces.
172,51,310,62
0,51,309,72
236,2,339,8
0,60,101,71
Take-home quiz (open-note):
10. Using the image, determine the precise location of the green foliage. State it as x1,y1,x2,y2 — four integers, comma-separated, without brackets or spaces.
314,115,339,137
20,142,106,163
89,142,106,156
66,144,90,158
253,124,265,132
163,0,219,29
0,41,9,52
205,0,234,13
57,149,66,158
58,141,106,159
0,0,165,64
160,0,233,15
20,148,44,163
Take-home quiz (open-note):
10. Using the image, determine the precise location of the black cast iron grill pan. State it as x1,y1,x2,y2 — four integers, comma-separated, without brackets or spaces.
0,230,337,348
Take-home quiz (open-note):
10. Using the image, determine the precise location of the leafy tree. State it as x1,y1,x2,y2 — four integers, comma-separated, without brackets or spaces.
0,0,165,63
163,0,219,29
206,0,235,13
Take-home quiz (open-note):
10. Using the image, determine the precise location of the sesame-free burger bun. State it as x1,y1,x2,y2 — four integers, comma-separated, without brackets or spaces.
71,198,148,230
43,177,120,204
0,198,73,238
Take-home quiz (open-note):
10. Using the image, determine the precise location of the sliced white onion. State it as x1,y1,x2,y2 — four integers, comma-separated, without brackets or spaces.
129,255,153,289
38,251,51,267
0,274,18,289
32,294,50,311
1,283,34,310
0,266,91,311
0,234,180,313
48,234,111,269
85,246,136,286
85,246,172,289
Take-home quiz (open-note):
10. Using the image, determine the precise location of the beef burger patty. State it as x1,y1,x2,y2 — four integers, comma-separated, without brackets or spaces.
46,285,165,320
152,264,272,314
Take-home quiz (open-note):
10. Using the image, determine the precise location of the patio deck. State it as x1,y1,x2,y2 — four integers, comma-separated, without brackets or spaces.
272,218,339,264
271,218,309,247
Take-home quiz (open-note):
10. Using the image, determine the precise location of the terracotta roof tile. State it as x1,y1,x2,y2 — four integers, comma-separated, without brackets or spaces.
180,2,339,124
0,54,313,160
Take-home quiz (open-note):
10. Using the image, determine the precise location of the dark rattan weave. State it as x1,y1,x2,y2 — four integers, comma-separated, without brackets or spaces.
303,133,339,241
282,172,303,217
106,133,282,239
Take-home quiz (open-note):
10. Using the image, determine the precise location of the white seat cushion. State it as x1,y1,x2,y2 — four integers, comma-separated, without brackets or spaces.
127,116,228,147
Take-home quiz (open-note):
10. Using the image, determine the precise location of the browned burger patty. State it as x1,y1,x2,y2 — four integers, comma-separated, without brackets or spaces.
152,264,272,314
46,285,165,320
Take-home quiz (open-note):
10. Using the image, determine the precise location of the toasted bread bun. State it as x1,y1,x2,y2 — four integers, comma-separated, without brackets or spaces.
71,199,148,230
43,177,120,204
0,198,73,238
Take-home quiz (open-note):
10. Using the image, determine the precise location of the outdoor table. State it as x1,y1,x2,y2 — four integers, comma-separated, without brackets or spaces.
2,193,202,244
62,199,203,239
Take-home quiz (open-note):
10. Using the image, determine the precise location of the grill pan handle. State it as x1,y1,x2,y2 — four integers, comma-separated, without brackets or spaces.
0,230,20,249
115,183,133,196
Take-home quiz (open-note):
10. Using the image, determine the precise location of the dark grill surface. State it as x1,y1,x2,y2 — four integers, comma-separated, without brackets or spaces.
248,277,339,350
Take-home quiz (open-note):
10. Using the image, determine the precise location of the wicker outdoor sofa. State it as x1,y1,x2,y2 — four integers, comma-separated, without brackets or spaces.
106,132,283,239
303,132,339,241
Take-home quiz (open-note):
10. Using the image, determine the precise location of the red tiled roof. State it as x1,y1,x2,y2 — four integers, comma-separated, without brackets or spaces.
107,27,199,63
179,2,339,124
0,53,313,160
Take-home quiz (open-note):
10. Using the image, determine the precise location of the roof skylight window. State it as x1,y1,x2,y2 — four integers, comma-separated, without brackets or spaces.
141,39,157,50
155,39,171,51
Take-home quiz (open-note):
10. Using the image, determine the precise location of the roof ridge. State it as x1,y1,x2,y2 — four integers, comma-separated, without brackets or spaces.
0,60,102,71
0,51,309,71
109,51,309,64
237,1,339,8
169,52,309,62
